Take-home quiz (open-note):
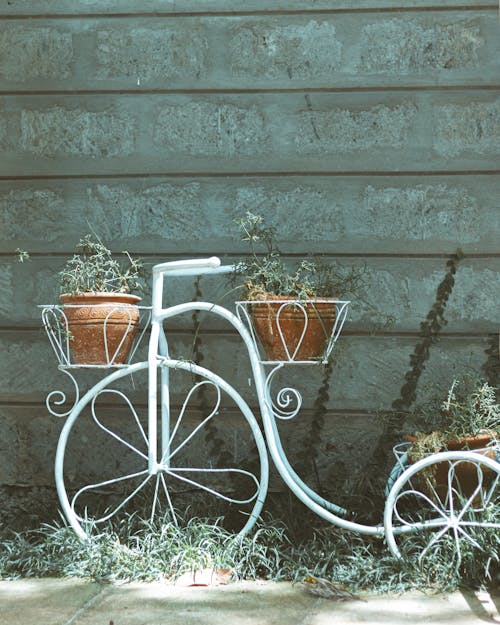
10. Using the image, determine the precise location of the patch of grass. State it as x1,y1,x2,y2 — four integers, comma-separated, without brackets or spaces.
0,511,497,592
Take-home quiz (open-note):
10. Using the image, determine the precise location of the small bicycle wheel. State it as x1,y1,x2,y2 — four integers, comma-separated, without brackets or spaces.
55,360,268,540
384,450,500,566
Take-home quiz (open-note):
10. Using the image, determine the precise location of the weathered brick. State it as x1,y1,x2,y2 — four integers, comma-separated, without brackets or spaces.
360,18,483,72
353,262,500,332
231,184,345,241
20,106,136,158
5,256,498,333
85,182,206,240
96,26,208,81
0,115,9,148
361,184,481,242
0,485,59,529
24,266,58,317
0,414,18,483
434,99,500,156
0,26,73,81
153,101,269,156
295,102,417,153
2,175,499,254
354,267,415,328
447,266,500,326
0,188,66,240
0,265,14,320
230,20,342,79
415,340,491,405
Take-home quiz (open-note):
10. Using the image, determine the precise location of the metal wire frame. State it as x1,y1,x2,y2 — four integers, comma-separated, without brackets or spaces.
40,304,151,368
235,299,350,365
40,304,151,416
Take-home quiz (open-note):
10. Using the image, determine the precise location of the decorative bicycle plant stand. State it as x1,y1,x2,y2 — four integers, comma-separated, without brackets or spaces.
41,257,500,566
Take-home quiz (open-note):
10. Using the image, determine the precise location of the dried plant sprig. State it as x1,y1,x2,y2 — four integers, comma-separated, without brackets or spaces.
59,235,145,296
408,377,500,458
16,248,30,263
233,212,364,299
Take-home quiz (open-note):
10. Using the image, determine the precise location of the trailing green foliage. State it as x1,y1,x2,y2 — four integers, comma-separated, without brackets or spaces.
0,513,497,592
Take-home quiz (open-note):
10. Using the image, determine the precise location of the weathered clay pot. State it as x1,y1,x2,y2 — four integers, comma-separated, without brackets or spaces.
60,292,141,365
407,433,498,506
251,296,337,361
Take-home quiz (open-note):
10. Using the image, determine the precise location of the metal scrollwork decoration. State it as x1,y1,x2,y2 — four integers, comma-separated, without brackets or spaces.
265,364,303,420
40,304,152,418
45,369,80,418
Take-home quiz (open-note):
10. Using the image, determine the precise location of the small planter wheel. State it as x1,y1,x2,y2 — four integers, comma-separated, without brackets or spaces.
384,450,500,565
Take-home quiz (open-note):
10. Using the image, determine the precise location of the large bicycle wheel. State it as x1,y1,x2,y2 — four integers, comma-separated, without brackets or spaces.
384,450,500,566
55,360,268,540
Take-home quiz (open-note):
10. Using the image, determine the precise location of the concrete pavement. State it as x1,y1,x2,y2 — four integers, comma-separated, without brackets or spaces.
0,579,499,625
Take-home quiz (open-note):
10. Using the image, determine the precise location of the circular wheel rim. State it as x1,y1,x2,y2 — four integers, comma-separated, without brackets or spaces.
55,361,268,540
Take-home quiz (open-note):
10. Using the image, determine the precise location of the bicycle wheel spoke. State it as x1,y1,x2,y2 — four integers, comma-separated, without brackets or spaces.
167,381,221,462
455,524,483,551
166,467,260,505
418,525,451,561
483,472,500,507
159,472,179,526
91,389,148,460
394,489,449,526
71,469,151,523
56,360,267,540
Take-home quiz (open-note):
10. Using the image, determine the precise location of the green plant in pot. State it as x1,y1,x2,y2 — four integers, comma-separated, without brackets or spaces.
59,235,144,365
233,212,363,361
406,378,499,503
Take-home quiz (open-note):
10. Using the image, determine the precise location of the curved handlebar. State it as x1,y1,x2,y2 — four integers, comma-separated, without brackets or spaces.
153,256,235,277
151,256,236,315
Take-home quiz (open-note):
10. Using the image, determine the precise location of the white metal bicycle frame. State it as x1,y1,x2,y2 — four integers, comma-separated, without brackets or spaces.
48,256,500,555
148,257,386,537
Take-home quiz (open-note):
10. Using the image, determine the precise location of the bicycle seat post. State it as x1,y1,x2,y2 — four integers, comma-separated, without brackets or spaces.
148,257,224,477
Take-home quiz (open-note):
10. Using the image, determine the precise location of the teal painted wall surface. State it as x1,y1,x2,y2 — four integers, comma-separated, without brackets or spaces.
0,1,499,527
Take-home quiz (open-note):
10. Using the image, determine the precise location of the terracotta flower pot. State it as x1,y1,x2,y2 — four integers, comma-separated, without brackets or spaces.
60,292,141,365
406,433,498,506
251,296,337,361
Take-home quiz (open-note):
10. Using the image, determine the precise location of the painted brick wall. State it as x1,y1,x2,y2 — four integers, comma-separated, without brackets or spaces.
0,1,499,527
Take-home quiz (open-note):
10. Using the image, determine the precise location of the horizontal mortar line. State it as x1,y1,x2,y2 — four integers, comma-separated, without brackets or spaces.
172,329,500,339
2,85,500,95
0,6,496,19
0,326,495,339
2,170,500,181
242,252,500,259
3,251,500,259
0,399,399,416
